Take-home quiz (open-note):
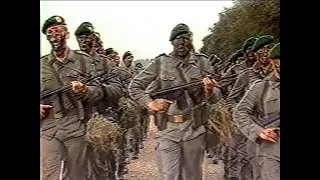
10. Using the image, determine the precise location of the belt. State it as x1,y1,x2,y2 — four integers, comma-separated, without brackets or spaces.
168,113,192,123
46,108,79,119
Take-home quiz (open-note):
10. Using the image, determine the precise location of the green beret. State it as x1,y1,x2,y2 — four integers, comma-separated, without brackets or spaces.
169,23,192,41
269,43,280,59
42,15,66,34
123,51,133,59
251,35,275,52
242,37,258,52
228,50,244,63
105,48,115,55
75,22,95,37
114,51,118,55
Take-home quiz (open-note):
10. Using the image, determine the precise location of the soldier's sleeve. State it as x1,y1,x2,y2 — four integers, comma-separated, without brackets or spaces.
219,65,238,97
128,58,160,108
102,65,125,101
226,70,249,109
202,57,222,104
232,81,265,142
82,56,105,103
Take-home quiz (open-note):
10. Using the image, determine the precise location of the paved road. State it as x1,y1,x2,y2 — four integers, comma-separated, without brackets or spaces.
124,117,225,180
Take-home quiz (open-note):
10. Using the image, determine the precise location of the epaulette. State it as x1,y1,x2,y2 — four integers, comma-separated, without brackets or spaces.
155,53,166,59
194,52,209,58
40,54,49,60
74,50,91,57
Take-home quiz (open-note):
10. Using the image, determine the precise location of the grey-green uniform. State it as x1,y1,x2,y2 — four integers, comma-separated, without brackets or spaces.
233,43,280,180
40,17,106,180
219,50,246,98
129,23,222,180
220,37,257,180
119,51,144,161
225,36,276,180
74,22,124,180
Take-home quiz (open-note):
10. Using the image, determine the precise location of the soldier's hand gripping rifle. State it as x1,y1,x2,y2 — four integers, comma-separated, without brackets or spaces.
40,71,117,101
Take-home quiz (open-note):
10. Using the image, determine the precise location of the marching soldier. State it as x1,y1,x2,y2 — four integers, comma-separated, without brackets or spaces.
40,16,105,180
129,23,221,180
225,35,275,180
233,43,280,180
74,22,124,180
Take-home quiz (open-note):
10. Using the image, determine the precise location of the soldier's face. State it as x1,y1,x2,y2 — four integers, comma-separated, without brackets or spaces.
46,25,69,51
124,56,134,67
172,34,192,57
77,34,95,53
245,49,255,61
255,46,271,66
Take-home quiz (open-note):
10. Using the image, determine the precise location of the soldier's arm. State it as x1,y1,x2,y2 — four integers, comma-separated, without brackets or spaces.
128,59,159,108
102,66,125,101
226,70,248,109
219,65,238,97
232,81,264,142
203,58,222,104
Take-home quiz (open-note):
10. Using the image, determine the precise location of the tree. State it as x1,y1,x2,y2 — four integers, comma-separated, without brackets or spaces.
200,0,280,61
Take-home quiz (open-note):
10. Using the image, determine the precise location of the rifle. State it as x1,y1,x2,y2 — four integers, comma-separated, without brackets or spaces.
258,113,280,129
149,80,204,100
40,71,117,101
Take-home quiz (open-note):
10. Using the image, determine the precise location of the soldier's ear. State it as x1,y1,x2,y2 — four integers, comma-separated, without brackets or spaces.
66,32,70,39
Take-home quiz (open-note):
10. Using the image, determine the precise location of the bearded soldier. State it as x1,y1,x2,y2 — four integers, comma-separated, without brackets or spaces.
74,22,124,180
40,16,105,180
233,43,280,180
129,23,221,180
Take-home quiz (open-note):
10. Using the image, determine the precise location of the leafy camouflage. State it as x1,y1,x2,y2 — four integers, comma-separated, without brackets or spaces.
206,100,235,143
117,97,142,129
85,113,123,152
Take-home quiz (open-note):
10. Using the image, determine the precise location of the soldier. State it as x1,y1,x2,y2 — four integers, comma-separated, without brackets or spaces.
128,23,221,180
219,50,245,98
119,51,143,160
233,43,280,180
219,37,257,97
40,16,105,180
105,48,120,66
74,22,124,180
225,35,275,180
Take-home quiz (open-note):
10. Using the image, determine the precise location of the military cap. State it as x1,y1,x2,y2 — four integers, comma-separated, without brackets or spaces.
242,37,258,52
42,15,66,34
169,23,192,41
74,22,95,37
123,51,133,59
269,43,280,59
229,50,244,63
251,35,275,52
105,48,115,56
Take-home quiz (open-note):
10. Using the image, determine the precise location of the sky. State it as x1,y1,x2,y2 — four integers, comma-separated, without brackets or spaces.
40,1,234,59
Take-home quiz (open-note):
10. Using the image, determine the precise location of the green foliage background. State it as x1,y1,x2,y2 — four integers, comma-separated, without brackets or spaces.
200,0,280,60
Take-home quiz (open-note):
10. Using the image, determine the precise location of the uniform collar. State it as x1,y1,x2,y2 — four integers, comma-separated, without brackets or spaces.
169,52,199,68
48,47,76,65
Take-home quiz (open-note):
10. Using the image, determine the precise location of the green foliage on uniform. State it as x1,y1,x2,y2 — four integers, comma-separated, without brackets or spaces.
86,114,123,152
169,23,192,41
269,43,280,59
206,100,234,143
117,97,142,129
200,0,279,60
42,15,66,34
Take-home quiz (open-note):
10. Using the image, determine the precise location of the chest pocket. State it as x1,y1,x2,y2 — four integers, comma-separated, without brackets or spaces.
159,74,177,89
264,89,280,115
41,76,57,93
62,72,82,84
